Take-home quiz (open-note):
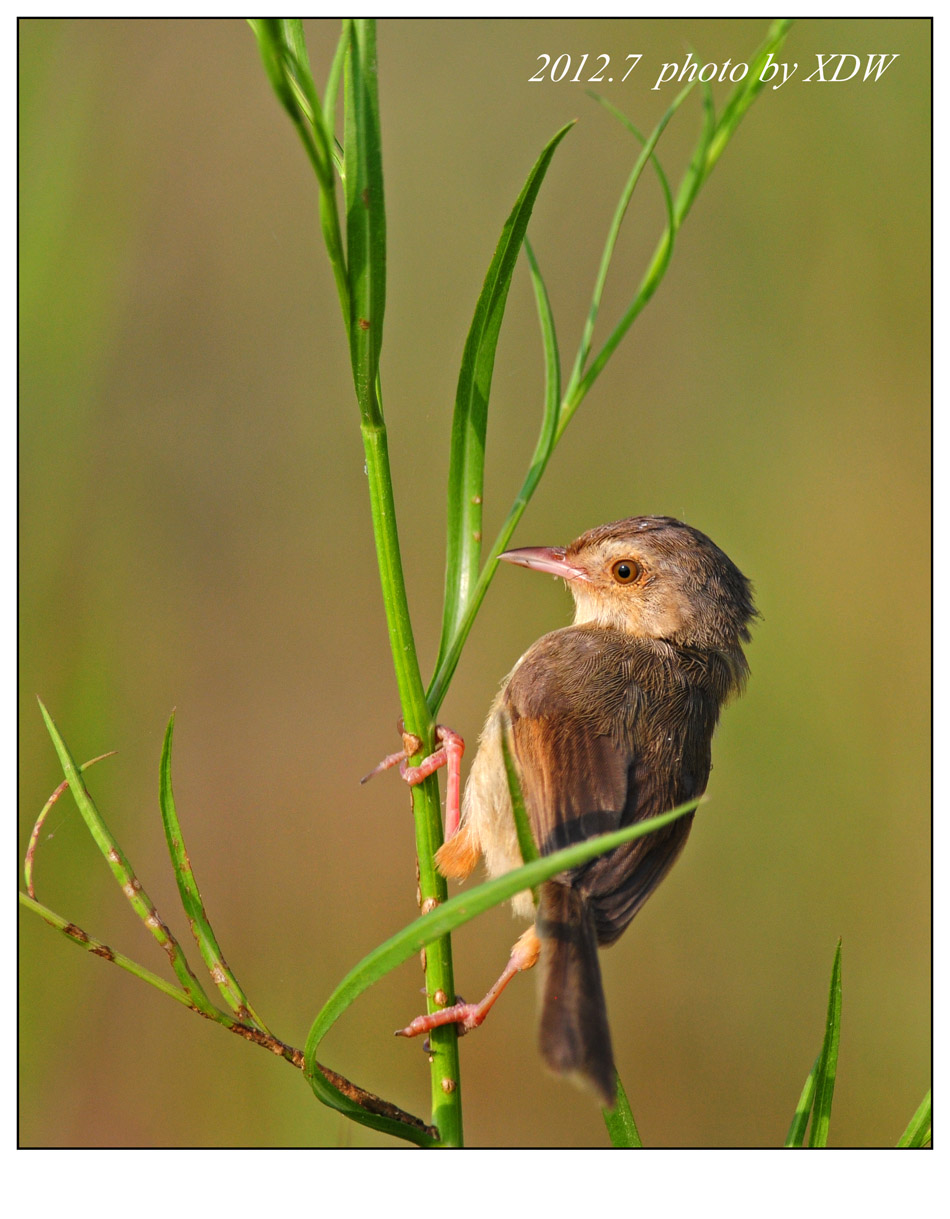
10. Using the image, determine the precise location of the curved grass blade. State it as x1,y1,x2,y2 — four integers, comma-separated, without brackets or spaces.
25,749,116,898
808,938,843,1147
896,1088,931,1149
36,699,219,1017
426,236,561,712
434,121,574,680
603,1072,643,1148
159,712,269,1031
561,86,690,432
248,19,349,324
306,1057,440,1148
22,893,435,1140
672,77,717,229
566,84,690,404
305,799,699,1067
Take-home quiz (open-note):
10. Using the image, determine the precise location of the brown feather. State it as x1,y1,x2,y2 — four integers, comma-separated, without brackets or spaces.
439,516,756,1104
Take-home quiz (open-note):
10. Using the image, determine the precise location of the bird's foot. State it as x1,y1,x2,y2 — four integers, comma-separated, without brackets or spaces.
395,927,540,1039
362,721,465,838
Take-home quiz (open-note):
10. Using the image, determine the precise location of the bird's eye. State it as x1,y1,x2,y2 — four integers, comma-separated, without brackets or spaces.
611,559,641,584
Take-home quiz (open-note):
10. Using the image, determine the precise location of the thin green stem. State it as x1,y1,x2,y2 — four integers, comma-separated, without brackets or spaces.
20,888,436,1139
360,419,463,1145
20,890,199,1007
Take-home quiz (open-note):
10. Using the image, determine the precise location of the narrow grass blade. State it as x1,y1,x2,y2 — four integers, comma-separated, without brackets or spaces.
896,1088,932,1148
673,78,717,227
435,121,574,675
704,20,793,178
344,19,386,426
25,750,116,898
524,236,561,432
785,1054,819,1147
500,723,539,906
22,894,434,1138
37,699,219,1017
603,1072,643,1147
305,799,699,1058
322,22,348,163
248,19,349,322
561,86,691,430
808,939,843,1147
20,891,195,1008
426,236,561,712
567,85,689,401
159,713,269,1031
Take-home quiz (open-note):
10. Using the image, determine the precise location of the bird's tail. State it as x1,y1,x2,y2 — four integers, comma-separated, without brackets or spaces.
537,881,616,1108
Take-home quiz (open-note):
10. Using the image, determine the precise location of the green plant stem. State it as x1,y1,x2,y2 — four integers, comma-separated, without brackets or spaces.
20,887,437,1141
359,420,464,1145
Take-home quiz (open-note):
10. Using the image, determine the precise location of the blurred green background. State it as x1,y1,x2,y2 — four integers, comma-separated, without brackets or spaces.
19,18,929,1148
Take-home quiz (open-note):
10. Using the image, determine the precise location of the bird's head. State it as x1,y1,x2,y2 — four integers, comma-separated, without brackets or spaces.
500,515,757,653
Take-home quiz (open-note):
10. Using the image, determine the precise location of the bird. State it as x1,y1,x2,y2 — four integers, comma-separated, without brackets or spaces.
373,515,756,1107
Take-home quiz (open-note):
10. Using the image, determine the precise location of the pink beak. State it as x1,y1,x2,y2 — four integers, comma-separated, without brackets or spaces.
498,546,590,582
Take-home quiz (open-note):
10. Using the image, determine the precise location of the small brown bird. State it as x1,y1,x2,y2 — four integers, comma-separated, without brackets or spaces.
379,516,755,1107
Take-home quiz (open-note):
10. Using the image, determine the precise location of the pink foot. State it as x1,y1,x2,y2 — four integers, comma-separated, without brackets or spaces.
395,927,540,1039
362,722,465,838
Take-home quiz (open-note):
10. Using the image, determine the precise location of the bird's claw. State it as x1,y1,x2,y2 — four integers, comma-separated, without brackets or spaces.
362,721,465,838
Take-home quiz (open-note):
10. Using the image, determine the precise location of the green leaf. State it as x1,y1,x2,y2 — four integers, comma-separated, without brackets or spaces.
603,1072,643,1147
25,748,115,898
36,699,218,1016
426,236,562,713
785,1054,818,1147
567,85,689,407
304,799,699,1080
159,713,269,1031
343,19,386,425
896,1088,932,1149
561,84,692,429
808,939,842,1147
435,120,574,680
500,723,539,906
705,19,793,176
248,19,349,323
19,891,194,1009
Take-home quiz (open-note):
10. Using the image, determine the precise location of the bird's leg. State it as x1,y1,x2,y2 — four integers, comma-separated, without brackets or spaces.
361,722,465,838
395,926,541,1038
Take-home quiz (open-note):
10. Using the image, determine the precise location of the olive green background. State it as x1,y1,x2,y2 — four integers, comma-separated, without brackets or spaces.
19,18,930,1148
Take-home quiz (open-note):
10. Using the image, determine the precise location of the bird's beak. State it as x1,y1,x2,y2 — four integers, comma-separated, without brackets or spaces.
498,546,590,582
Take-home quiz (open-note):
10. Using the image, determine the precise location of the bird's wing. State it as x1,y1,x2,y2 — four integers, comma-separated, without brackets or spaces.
503,627,637,852
504,626,695,944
